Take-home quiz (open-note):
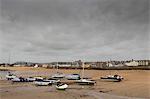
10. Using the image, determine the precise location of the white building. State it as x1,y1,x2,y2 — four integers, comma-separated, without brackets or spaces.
137,60,149,66
125,61,138,66
107,63,114,67
34,64,39,68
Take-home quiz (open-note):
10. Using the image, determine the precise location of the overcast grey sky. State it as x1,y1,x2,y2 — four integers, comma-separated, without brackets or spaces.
0,0,149,63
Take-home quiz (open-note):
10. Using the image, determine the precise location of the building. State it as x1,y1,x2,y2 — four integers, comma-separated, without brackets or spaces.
136,60,149,66
124,60,150,66
50,61,79,68
125,61,138,66
85,61,107,68
106,61,124,67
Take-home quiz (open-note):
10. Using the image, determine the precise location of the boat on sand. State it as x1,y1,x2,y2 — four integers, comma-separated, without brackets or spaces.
101,75,123,82
56,83,68,90
6,72,16,80
76,62,96,85
34,80,52,86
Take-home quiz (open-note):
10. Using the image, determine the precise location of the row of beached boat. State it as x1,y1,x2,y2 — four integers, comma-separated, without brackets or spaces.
5,62,123,90
6,72,123,90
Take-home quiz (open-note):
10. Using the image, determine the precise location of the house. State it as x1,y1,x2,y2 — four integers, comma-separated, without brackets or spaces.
42,64,49,68
50,61,79,68
137,60,149,66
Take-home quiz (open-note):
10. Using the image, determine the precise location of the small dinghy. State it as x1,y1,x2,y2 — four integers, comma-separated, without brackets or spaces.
47,78,60,84
76,62,96,85
65,74,80,80
76,79,96,85
101,75,123,82
26,77,36,82
34,76,45,80
12,77,27,82
51,72,65,79
6,73,17,80
34,80,52,86
56,83,68,90
12,77,20,82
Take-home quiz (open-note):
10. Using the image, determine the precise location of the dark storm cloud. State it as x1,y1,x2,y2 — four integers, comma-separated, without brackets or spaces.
0,0,149,63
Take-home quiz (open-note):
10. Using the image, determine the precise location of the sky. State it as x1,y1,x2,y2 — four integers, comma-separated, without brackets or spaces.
0,0,149,63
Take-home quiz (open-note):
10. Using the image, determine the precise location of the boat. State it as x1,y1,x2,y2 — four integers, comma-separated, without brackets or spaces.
65,74,80,80
56,83,68,90
51,62,65,79
12,77,27,82
76,62,96,85
47,78,60,84
26,77,36,82
6,73,17,80
51,72,65,79
76,79,96,85
34,80,52,86
12,77,21,82
101,75,123,82
33,76,45,81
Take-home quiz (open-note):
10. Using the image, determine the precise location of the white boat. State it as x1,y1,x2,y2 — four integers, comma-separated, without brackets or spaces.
33,76,45,81
51,72,65,79
34,80,52,86
76,79,96,85
12,77,27,82
76,62,96,85
12,77,20,82
51,63,65,79
26,77,36,82
47,78,60,84
65,74,80,80
101,75,123,82
6,73,16,80
56,83,68,90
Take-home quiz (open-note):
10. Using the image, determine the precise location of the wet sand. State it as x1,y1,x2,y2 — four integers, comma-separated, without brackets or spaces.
0,67,150,99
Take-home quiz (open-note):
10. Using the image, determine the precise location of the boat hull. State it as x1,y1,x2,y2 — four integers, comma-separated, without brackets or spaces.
76,82,95,85
6,75,16,80
76,79,96,85
34,81,52,86
51,74,65,79
65,74,80,80
101,77,122,82
56,84,68,90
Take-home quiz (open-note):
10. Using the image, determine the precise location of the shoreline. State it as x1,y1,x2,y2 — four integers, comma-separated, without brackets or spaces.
0,66,150,71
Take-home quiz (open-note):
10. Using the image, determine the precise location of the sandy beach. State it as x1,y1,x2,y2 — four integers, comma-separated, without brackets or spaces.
0,67,150,99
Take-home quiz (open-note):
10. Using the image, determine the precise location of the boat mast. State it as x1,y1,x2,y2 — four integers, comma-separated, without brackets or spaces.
109,59,111,75
56,62,58,73
81,62,84,79
8,52,11,65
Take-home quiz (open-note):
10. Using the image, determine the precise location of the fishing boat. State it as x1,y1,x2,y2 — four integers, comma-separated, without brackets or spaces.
65,74,80,80
56,83,68,90
34,80,52,86
101,75,123,82
76,62,96,85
